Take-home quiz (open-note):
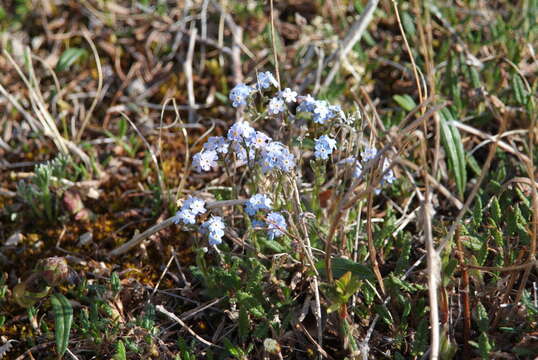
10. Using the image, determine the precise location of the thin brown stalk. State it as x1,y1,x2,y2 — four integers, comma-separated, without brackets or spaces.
455,226,471,356
269,0,281,89
366,190,386,295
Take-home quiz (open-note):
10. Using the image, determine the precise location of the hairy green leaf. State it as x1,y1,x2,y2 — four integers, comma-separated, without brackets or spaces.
50,293,73,358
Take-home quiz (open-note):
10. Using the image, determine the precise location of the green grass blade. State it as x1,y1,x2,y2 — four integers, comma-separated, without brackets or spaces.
56,48,88,72
50,293,73,358
114,340,127,360
440,108,466,198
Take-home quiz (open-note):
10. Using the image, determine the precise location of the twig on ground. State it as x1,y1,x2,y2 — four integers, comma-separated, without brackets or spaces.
156,305,224,349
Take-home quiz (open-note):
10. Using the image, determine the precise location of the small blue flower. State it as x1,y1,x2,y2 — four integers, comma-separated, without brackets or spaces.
247,131,270,150
268,97,286,115
201,216,225,245
192,150,218,172
279,88,298,103
183,196,207,215
297,94,316,112
313,100,330,124
381,158,396,185
260,141,295,173
174,209,196,225
361,147,378,162
251,220,265,228
257,71,278,89
314,135,337,160
245,194,272,216
229,83,253,107
173,196,206,225
203,136,229,154
228,121,256,142
266,212,287,240
328,105,346,122
230,142,249,162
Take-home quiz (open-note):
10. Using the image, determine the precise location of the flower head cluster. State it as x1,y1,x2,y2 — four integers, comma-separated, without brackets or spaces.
229,83,254,108
203,136,229,154
192,150,218,172
361,146,378,162
174,196,206,225
381,158,396,186
245,194,272,216
268,97,286,115
257,71,278,89
194,118,295,175
297,96,345,124
279,88,297,103
201,216,225,245
314,135,337,160
228,121,256,142
266,212,287,240
260,141,295,173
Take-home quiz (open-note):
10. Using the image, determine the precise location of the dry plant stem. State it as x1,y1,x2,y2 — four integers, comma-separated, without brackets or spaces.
466,260,538,273
391,0,424,105
156,305,224,349
269,0,281,88
171,100,192,204
422,172,440,360
451,120,530,164
296,322,332,359
366,191,386,295
3,49,93,169
76,28,103,142
185,25,198,123
291,179,323,350
455,226,471,355
147,253,175,303
320,0,379,91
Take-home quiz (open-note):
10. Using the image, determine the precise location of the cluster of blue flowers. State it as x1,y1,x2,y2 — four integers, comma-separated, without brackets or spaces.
173,196,207,225
201,216,226,245
184,70,397,247
314,135,337,160
192,120,295,175
266,212,287,240
245,194,272,216
173,197,225,246
243,194,287,240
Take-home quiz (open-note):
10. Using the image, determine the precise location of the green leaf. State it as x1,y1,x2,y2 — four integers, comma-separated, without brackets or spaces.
440,108,467,198
491,197,501,226
50,293,73,358
375,304,394,326
401,11,416,37
238,307,249,341
316,257,374,281
56,48,88,72
393,94,417,112
114,340,127,360
511,73,528,105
